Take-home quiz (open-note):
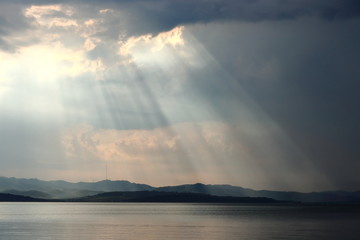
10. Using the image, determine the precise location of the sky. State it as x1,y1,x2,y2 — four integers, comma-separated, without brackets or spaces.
0,0,359,192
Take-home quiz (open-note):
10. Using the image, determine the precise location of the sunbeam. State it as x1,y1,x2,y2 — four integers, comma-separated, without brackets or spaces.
0,0,359,191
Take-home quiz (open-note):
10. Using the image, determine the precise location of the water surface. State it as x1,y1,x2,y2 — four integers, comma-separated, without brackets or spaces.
0,203,359,239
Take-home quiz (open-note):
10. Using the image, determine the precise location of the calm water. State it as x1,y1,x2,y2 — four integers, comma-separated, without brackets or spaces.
0,203,359,240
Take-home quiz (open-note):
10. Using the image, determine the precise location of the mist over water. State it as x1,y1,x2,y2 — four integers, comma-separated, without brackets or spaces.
0,203,359,240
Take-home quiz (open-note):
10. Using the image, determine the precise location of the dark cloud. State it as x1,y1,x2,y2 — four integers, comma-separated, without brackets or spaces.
1,0,359,49
183,17,360,190
89,0,360,36
3,0,360,39
0,3,37,51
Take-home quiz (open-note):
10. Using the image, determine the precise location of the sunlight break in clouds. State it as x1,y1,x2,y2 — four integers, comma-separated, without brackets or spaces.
0,42,91,106
120,26,185,56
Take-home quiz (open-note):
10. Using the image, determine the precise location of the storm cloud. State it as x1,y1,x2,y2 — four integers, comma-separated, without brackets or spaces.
0,0,359,191
2,0,360,49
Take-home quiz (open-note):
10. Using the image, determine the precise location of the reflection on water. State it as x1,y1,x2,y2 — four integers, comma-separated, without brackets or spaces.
0,203,359,240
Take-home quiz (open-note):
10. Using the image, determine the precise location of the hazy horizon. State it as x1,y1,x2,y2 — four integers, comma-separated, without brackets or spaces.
1,0,360,192
1,175,358,194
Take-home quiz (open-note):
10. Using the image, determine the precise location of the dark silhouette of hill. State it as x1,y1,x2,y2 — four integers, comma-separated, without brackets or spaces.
158,183,360,203
2,190,52,199
74,191,278,203
0,191,280,203
0,177,153,199
0,177,153,192
0,193,45,202
0,177,359,203
157,183,249,197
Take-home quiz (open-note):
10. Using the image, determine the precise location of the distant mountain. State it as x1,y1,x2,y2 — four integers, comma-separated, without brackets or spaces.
2,190,52,199
158,183,249,197
73,180,154,192
0,193,45,202
0,177,153,191
158,183,360,203
0,177,153,199
0,191,279,203
0,177,359,203
74,191,278,203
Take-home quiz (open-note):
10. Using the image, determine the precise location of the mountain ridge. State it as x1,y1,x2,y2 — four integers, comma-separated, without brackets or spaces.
73,191,280,203
0,177,359,203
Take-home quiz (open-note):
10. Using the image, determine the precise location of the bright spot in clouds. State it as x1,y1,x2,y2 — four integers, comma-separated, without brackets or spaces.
0,43,92,91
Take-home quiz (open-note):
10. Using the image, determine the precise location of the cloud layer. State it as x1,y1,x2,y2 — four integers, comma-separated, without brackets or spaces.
2,0,360,50
0,0,359,191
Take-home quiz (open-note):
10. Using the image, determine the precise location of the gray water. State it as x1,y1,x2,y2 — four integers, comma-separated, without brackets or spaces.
0,203,359,240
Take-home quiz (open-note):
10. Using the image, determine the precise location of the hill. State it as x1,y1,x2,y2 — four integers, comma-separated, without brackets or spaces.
0,193,46,202
0,177,153,199
74,191,279,203
0,177,359,203
158,183,360,203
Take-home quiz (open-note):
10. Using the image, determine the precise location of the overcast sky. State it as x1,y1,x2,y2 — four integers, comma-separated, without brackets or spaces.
0,0,359,192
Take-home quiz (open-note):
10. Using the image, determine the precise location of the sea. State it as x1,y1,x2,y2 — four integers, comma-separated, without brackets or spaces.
0,202,359,240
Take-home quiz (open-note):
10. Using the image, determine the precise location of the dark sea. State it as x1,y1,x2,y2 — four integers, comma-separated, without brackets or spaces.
0,203,359,240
